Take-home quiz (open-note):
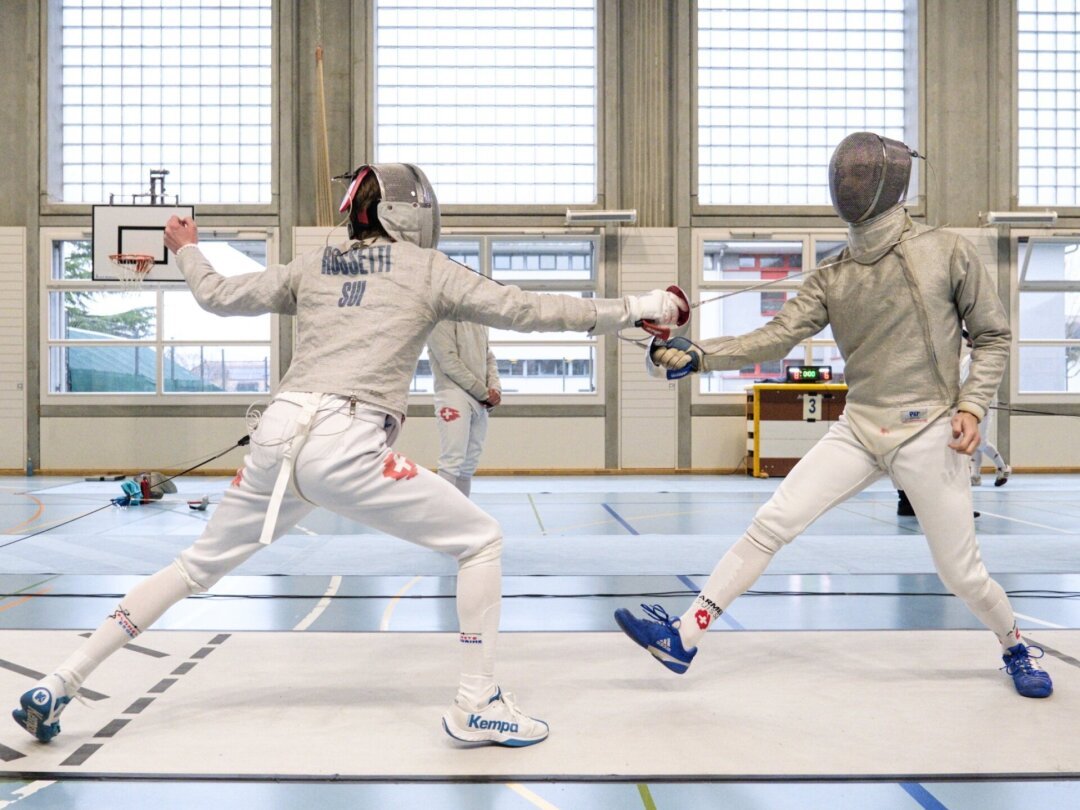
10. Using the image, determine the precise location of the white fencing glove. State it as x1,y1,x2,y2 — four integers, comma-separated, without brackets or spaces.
628,285,691,338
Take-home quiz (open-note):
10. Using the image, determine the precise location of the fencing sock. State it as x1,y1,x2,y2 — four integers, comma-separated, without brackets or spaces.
457,475,472,498
454,542,502,708
678,535,774,649
54,562,193,692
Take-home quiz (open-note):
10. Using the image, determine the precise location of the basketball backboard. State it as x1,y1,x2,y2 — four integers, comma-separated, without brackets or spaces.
92,204,196,282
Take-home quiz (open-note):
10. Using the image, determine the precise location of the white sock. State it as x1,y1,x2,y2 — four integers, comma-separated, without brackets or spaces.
999,622,1023,652
678,535,774,649
55,563,192,689
454,544,501,708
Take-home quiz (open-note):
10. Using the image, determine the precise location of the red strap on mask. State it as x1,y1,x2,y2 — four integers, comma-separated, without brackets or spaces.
338,167,372,218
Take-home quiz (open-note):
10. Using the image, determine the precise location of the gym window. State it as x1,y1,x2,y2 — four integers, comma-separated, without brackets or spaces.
1014,235,1080,396
696,0,918,208
51,0,273,205
374,0,598,205
695,232,847,396
411,236,602,399
1017,1,1080,207
41,230,277,400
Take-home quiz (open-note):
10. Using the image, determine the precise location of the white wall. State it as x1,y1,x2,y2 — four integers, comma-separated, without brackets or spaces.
395,416,607,471
0,228,26,472
41,417,250,473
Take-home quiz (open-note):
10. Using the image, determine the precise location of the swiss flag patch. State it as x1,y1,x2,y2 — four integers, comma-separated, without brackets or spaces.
695,609,711,630
382,452,419,481
439,407,461,422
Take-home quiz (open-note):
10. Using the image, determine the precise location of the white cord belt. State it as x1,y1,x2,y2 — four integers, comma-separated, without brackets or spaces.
257,393,389,545
258,393,323,546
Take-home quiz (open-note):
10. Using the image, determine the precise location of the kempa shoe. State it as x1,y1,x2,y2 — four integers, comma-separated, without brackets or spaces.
442,688,549,747
12,679,71,743
614,603,698,674
1002,643,1053,698
995,466,1012,487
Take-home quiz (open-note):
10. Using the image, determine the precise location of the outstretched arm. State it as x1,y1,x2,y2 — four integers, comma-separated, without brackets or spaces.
165,215,299,316
653,271,830,374
429,254,684,335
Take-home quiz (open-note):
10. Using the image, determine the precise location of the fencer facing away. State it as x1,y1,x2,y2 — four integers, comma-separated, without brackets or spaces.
12,163,688,748
617,132,1053,699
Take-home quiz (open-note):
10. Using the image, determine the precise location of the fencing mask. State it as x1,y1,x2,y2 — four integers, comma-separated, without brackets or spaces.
337,163,441,249
828,132,914,224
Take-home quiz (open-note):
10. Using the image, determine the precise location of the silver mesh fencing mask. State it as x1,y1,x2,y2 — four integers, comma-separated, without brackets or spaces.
828,132,913,223
338,163,441,249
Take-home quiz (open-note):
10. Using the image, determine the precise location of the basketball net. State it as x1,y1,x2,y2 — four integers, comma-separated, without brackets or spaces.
108,253,155,290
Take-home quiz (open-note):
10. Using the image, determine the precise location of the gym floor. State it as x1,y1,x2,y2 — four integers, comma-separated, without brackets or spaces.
0,473,1077,809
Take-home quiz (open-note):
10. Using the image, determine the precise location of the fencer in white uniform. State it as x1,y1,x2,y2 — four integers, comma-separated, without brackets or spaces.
428,320,499,497
12,163,688,747
615,133,1052,698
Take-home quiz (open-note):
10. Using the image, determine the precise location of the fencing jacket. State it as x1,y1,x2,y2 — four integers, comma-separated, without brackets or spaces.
428,320,500,407
697,206,1010,453
176,238,633,424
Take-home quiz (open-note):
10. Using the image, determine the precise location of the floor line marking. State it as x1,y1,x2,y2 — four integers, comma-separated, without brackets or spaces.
294,524,318,536
899,782,950,810
1014,611,1066,629
637,783,658,810
1,494,44,534
379,576,423,632
601,503,639,535
972,510,1079,534
9,576,59,596
1025,638,1080,670
0,589,53,614
505,783,560,810
526,494,547,535
293,575,342,632
0,781,56,809
78,633,169,658
62,633,229,767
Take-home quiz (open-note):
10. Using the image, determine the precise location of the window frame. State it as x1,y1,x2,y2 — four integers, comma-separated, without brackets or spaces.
365,0,608,217
410,228,607,406
39,0,281,218
688,0,925,220
1010,230,1080,404
691,227,848,403
39,225,281,405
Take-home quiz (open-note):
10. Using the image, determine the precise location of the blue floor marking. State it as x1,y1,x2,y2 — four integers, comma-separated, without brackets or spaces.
677,575,745,630
601,503,639,535
899,782,950,810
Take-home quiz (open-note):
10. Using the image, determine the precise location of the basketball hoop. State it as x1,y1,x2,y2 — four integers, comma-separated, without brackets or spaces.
108,253,155,289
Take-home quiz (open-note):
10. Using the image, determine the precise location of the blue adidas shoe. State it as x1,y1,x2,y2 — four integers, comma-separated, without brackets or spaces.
614,603,697,674
13,682,71,742
1002,643,1053,698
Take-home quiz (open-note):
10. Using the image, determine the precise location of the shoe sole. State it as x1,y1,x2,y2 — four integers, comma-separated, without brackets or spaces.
441,718,548,747
12,707,59,743
614,610,690,674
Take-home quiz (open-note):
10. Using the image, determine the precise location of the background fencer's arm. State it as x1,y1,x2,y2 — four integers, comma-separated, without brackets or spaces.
429,255,639,335
427,321,489,401
486,345,501,393
176,246,300,317
694,270,830,372
950,237,1009,422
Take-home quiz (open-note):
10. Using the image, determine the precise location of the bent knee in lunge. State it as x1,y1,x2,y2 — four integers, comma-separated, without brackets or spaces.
458,533,502,569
